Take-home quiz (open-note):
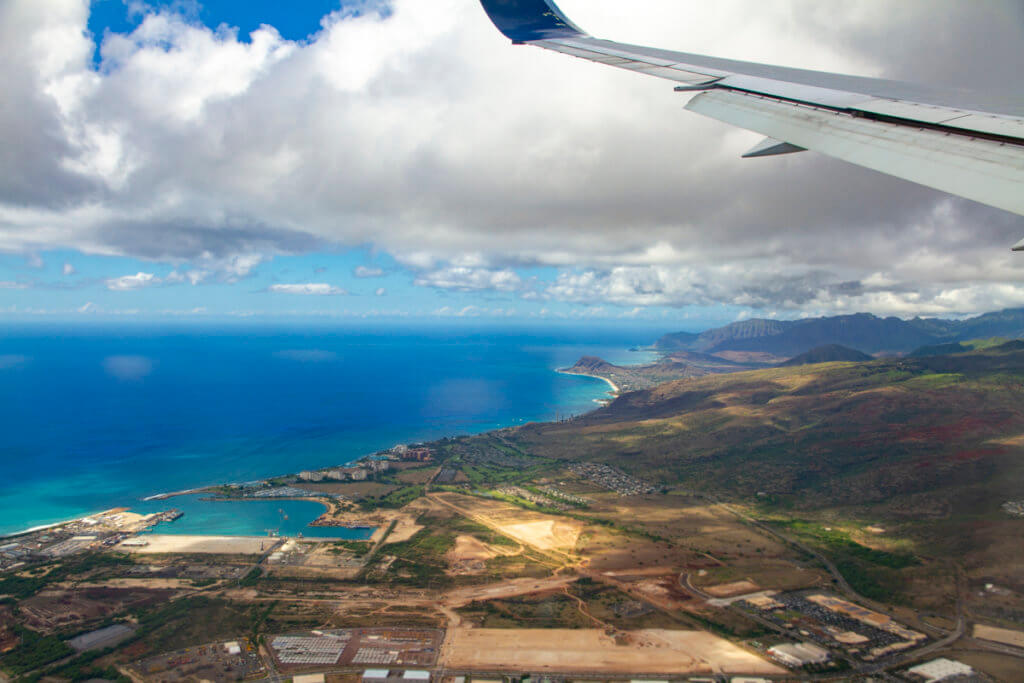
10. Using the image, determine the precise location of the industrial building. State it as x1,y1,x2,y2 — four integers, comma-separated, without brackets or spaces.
906,658,977,682
767,642,830,668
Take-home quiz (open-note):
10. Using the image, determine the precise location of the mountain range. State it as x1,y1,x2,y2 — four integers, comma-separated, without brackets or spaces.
655,308,1024,357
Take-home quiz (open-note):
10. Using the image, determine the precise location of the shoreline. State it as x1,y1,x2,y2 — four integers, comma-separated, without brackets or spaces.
1,507,132,540
557,368,620,396
9,358,623,540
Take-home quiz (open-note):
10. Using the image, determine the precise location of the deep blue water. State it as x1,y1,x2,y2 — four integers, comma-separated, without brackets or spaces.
0,323,659,536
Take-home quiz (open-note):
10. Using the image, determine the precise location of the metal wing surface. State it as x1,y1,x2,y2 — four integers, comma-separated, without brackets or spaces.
478,0,1024,225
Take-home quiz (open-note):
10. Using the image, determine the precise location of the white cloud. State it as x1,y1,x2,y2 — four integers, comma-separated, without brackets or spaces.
0,281,28,290
102,355,153,380
105,271,156,290
375,287,386,296
415,267,523,292
62,262,75,275
354,265,384,278
0,0,1021,317
268,283,347,295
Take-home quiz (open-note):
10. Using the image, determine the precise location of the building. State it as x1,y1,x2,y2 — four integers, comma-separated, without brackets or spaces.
299,471,325,482
403,448,432,462
767,642,830,668
325,469,348,481
368,460,390,473
906,658,976,682
294,675,326,683
348,468,368,481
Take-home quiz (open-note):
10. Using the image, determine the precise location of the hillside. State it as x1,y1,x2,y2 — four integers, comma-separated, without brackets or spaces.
655,308,1024,357
522,345,1024,508
509,345,1024,611
779,344,873,366
561,352,764,393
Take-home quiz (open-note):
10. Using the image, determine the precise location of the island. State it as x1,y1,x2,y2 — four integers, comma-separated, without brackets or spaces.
2,343,1024,682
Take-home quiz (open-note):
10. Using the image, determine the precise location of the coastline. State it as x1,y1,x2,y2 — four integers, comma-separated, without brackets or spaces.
557,368,620,396
9,358,623,539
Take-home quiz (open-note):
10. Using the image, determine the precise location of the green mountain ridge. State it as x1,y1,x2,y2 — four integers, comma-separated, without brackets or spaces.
656,308,1024,357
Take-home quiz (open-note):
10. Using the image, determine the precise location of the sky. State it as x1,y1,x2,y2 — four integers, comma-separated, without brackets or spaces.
1,0,1023,328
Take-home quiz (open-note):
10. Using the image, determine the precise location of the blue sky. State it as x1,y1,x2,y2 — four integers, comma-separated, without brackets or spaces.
2,0,1021,325
88,0,345,47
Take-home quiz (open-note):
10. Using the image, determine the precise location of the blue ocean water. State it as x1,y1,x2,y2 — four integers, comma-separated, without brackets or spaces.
0,323,659,536
134,495,376,540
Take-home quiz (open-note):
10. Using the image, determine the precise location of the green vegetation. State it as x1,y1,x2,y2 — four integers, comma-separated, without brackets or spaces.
360,485,424,510
0,626,73,675
0,554,134,599
239,567,262,586
776,521,917,569
382,528,456,587
329,540,372,557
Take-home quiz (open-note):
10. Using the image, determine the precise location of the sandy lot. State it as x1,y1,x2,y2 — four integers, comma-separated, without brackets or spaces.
500,520,580,551
442,628,784,675
432,493,582,552
117,535,275,555
383,514,424,545
974,623,1024,648
705,580,760,597
449,535,499,562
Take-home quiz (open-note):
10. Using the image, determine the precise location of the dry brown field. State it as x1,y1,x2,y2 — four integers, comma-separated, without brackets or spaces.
431,492,582,552
442,628,784,675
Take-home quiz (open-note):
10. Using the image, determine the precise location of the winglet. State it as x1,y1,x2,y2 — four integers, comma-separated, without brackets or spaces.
1012,237,1024,252
478,0,586,43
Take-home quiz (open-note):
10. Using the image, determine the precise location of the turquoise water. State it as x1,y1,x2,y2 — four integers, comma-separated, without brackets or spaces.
134,495,375,539
0,324,661,536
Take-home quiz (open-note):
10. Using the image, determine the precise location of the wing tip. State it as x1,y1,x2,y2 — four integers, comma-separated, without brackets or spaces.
478,0,586,43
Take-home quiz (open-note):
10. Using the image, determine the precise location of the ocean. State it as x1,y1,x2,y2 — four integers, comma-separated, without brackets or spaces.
0,323,659,536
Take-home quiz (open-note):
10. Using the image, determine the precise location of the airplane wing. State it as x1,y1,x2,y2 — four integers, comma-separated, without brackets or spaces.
478,0,1024,242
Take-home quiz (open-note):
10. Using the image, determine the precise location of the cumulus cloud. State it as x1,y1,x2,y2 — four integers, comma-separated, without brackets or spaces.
415,267,523,292
63,262,76,275
268,283,347,295
0,0,1021,316
105,271,156,290
102,355,153,380
375,287,386,296
354,266,384,278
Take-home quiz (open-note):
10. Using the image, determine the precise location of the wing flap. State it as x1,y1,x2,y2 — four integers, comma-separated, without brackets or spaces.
687,89,1024,216
480,0,1024,216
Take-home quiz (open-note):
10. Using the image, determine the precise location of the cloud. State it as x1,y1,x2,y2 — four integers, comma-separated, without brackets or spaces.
0,0,1021,317
268,283,347,295
0,355,28,369
105,271,157,290
102,355,153,380
62,262,76,275
354,265,384,278
273,349,338,362
0,281,28,290
415,267,523,292
375,287,386,296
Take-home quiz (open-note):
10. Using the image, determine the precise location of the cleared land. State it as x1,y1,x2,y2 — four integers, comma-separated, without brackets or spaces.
442,628,784,675
973,623,1024,648
432,493,582,552
116,535,275,555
